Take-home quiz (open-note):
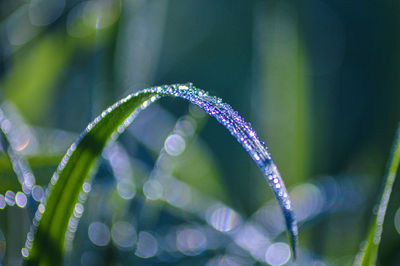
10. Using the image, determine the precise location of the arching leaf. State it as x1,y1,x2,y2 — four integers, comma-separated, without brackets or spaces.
25,84,297,265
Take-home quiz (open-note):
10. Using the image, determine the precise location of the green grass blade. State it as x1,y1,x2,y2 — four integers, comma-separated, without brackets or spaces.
355,123,400,266
25,91,158,265
25,84,297,265
257,1,311,186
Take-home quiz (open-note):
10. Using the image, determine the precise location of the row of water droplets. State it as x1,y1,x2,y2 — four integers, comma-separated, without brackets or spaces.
23,83,297,258
354,125,400,265
143,83,297,246
0,108,44,210
23,91,160,257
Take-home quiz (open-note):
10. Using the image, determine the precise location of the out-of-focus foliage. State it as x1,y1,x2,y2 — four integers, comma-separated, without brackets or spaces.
356,125,400,266
0,0,400,265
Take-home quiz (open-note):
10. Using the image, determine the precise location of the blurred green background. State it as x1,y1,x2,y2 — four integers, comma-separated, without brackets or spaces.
0,0,400,265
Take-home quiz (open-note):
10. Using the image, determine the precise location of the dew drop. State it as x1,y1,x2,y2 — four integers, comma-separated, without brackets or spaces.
21,247,29,258
176,227,206,256
5,191,15,206
88,222,110,247
135,231,158,258
111,221,137,250
164,134,186,156
265,242,291,265
143,180,163,200
0,195,6,209
32,185,44,201
15,192,27,208
207,205,242,232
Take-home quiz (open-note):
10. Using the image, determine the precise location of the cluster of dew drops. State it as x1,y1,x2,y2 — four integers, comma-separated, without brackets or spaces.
0,110,45,210
115,83,296,239
0,185,44,210
19,83,297,257
141,84,293,212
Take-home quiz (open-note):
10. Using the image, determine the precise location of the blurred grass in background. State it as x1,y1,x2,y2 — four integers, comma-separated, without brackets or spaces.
0,0,400,265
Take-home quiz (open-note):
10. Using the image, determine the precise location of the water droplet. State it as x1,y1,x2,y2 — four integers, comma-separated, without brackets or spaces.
207,205,242,232
88,222,110,247
15,192,27,208
164,134,186,156
5,191,15,206
176,227,207,256
32,186,44,201
143,180,163,200
163,179,191,208
0,195,6,209
73,203,84,218
82,182,91,193
265,242,291,265
135,231,158,258
21,248,29,258
111,221,137,250
117,181,136,200
38,203,45,213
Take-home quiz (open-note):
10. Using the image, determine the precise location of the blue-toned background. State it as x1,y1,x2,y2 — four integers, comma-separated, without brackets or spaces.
0,0,399,265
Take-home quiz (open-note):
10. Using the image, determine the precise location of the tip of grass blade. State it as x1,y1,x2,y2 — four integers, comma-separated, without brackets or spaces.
282,192,298,260
263,160,298,259
284,208,298,260
355,123,400,266
279,199,298,260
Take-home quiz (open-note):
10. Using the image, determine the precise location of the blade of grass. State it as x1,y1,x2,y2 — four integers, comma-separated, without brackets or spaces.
25,84,297,265
256,1,311,186
355,123,400,266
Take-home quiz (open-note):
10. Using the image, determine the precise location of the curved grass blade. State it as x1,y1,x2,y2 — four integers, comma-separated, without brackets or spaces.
355,123,400,266
25,83,297,265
